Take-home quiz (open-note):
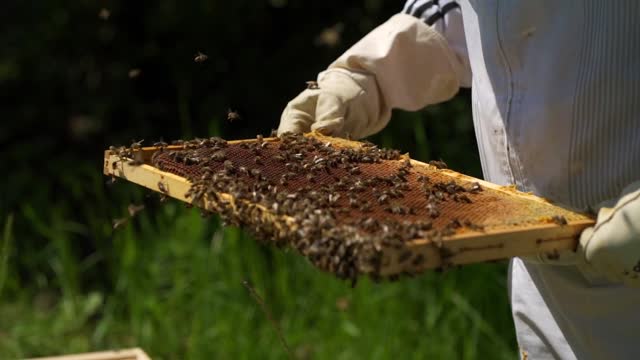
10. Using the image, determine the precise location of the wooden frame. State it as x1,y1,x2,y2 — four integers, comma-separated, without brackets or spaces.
27,348,151,360
104,134,594,276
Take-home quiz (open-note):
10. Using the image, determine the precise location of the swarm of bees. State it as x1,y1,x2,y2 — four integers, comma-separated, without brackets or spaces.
142,133,488,282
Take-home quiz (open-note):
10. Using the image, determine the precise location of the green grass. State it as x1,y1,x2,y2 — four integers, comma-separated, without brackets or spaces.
1,206,516,359
0,104,517,359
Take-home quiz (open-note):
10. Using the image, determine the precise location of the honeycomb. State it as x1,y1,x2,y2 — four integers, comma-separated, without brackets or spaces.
136,133,585,281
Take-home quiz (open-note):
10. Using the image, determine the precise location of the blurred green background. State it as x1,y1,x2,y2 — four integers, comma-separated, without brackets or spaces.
0,0,516,358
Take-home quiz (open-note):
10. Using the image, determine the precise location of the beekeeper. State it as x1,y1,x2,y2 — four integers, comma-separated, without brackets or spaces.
277,1,640,359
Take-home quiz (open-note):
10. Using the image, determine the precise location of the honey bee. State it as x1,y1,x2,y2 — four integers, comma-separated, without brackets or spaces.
106,175,117,186
429,160,448,169
448,218,462,229
551,215,567,225
98,8,110,20
388,189,403,198
453,193,472,203
128,68,141,79
360,202,372,212
211,151,227,162
194,51,208,63
127,204,145,217
250,168,262,178
223,160,235,173
386,206,407,215
544,249,561,261
426,203,439,218
469,182,482,193
131,139,144,150
158,181,169,194
445,181,458,194
128,151,144,166
112,217,128,230
227,109,241,122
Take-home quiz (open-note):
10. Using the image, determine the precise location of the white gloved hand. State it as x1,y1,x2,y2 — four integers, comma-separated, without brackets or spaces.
523,181,640,287
579,181,640,287
277,68,387,139
278,13,468,139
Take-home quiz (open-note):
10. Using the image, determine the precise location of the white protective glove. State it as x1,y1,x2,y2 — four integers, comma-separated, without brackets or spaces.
525,181,640,287
579,181,640,287
278,14,469,139
277,68,385,139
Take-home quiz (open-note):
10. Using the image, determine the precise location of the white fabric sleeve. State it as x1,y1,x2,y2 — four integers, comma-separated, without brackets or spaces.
328,13,468,122
403,0,472,87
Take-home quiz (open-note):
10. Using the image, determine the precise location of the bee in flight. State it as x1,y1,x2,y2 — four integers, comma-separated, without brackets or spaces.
194,51,208,63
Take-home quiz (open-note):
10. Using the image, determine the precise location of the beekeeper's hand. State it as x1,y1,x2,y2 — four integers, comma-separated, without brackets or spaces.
524,181,640,288
277,69,384,139
578,181,640,287
278,13,469,139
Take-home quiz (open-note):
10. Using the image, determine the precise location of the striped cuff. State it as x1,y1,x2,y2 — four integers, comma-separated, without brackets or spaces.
402,0,460,26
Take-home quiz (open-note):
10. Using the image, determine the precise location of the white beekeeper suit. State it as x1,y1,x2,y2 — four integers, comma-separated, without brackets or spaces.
278,1,640,359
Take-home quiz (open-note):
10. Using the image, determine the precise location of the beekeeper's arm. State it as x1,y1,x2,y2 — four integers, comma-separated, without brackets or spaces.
278,1,471,139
